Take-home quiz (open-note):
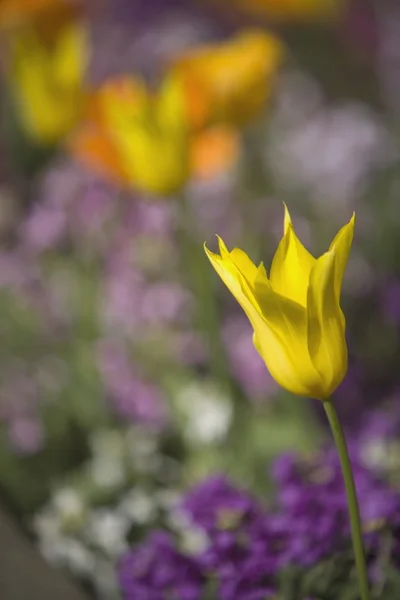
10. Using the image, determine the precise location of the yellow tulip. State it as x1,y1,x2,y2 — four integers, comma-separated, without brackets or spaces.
205,206,355,400
8,18,88,144
171,29,284,128
71,74,240,196
94,75,190,196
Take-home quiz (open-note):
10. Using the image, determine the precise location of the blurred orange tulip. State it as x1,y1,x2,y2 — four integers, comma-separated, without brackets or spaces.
190,126,240,181
69,75,240,195
71,78,156,187
171,29,284,128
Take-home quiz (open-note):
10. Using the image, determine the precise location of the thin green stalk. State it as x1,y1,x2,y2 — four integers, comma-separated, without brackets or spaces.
177,190,231,391
323,399,371,600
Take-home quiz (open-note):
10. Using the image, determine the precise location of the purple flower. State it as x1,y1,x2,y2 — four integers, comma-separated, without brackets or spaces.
119,531,205,600
133,201,174,237
141,282,191,325
181,474,262,534
7,416,45,455
185,449,400,576
271,447,400,564
97,339,168,427
180,476,281,599
102,268,145,334
120,438,400,600
20,204,67,253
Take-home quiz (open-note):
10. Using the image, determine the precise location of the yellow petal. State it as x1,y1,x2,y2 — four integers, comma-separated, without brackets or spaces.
257,262,268,279
230,247,258,284
98,77,147,131
307,250,347,399
270,204,315,305
53,22,88,89
216,237,265,311
328,212,355,302
172,28,283,127
205,240,253,312
94,75,189,195
206,238,320,397
254,272,306,340
253,272,322,396
251,318,319,397
156,75,187,134
9,20,86,144
250,291,319,397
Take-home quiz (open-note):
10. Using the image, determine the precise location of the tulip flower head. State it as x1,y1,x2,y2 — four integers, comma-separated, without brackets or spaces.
69,75,190,196
205,206,355,400
8,17,88,144
69,74,241,195
172,29,284,128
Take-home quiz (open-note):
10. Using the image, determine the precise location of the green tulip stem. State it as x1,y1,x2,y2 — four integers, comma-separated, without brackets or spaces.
323,399,371,600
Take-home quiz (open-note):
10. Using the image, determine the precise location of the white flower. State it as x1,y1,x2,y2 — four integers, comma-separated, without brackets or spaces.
267,70,396,209
119,488,157,525
85,509,130,557
176,381,233,446
51,487,87,530
89,457,126,490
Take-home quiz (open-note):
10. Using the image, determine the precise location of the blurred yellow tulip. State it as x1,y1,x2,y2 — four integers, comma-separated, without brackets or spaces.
172,29,284,128
205,206,355,400
70,76,190,196
8,17,88,144
69,75,241,195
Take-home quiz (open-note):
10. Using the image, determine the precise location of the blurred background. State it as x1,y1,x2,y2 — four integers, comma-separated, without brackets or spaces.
2,0,400,599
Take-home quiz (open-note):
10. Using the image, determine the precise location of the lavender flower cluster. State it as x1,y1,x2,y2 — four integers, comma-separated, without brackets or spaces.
119,443,400,600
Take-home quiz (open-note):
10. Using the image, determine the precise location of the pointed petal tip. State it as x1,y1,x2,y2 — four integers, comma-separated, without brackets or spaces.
283,202,294,235
203,235,225,258
204,240,215,255
344,211,356,237
345,212,356,231
216,235,229,256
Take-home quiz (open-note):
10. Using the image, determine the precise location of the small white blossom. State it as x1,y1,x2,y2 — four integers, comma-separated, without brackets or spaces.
119,488,157,525
85,509,130,557
51,487,87,530
176,381,233,446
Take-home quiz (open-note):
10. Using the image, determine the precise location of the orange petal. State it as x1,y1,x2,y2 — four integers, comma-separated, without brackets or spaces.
171,29,283,127
82,90,105,127
190,125,240,180
67,125,127,185
171,69,213,130
84,76,148,133
99,76,146,113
